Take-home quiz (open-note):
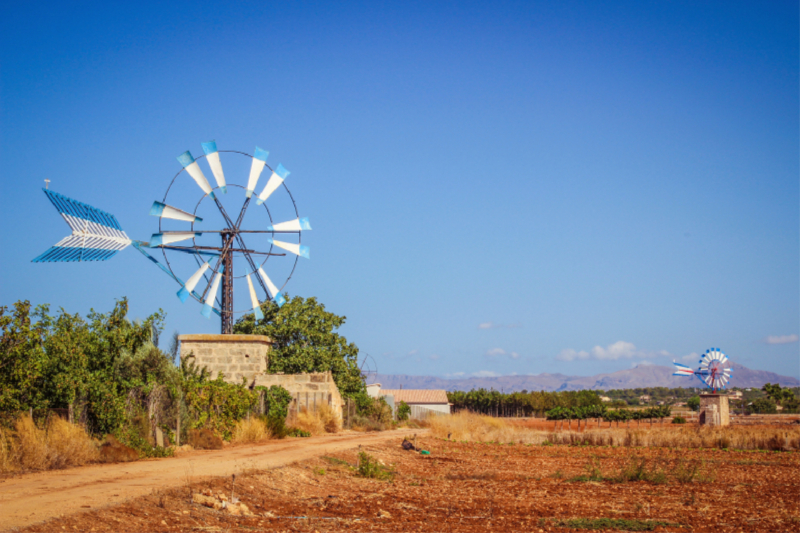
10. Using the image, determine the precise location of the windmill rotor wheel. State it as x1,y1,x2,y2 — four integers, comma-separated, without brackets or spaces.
152,147,309,333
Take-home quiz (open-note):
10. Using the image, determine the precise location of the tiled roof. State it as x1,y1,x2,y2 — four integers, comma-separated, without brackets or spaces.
379,389,449,404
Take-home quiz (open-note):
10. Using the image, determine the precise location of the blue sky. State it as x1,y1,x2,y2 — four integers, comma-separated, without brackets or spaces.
1,1,797,379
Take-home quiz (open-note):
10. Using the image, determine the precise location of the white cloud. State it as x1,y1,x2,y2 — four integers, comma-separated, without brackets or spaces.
765,334,799,345
471,370,499,378
478,322,521,330
484,348,520,359
557,341,671,362
407,349,419,356
446,372,465,378
428,354,440,360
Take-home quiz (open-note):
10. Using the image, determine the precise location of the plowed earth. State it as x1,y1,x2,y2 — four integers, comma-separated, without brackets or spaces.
16,436,800,532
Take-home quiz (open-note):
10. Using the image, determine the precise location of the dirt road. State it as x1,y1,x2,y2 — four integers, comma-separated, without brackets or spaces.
0,429,418,532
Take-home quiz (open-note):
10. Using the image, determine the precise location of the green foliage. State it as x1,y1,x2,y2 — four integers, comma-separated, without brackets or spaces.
0,299,165,434
356,450,394,480
261,385,293,437
672,416,687,424
568,456,605,482
687,396,701,411
456,389,601,418
543,518,675,531
762,383,798,411
396,400,411,421
182,371,258,440
233,295,365,400
286,427,311,437
751,396,777,414
615,456,667,484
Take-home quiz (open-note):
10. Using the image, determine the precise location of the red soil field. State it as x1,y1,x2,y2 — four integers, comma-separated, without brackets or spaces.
18,435,800,533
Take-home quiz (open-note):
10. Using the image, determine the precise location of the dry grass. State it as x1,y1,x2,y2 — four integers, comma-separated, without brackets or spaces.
293,407,325,435
231,417,271,443
0,426,15,473
45,416,99,468
14,415,51,470
317,403,341,433
291,405,342,436
1,415,100,473
430,411,800,451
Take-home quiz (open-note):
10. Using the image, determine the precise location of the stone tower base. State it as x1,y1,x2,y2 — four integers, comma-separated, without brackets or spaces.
178,334,343,422
699,393,730,426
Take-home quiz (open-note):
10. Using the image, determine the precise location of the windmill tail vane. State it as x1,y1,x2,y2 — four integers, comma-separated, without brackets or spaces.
672,347,733,392
33,189,132,262
32,140,311,334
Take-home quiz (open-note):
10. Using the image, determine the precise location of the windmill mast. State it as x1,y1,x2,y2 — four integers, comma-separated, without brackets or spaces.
221,231,234,334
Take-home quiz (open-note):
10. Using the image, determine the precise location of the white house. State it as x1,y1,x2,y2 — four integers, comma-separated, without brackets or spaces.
366,383,450,416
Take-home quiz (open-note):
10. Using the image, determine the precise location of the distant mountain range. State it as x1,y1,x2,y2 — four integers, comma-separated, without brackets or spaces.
368,363,799,392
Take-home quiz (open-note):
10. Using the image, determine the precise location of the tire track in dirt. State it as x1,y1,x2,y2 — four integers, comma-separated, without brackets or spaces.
0,429,421,532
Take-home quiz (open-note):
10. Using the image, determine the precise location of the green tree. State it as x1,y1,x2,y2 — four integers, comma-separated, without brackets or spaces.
751,397,777,414
762,383,796,407
686,396,700,412
0,301,50,413
396,400,411,421
233,295,365,400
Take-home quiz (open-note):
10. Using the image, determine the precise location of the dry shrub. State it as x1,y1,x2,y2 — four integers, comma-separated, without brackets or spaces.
99,435,139,463
188,428,223,450
46,417,99,468
14,415,50,470
1,416,101,472
232,418,271,443
317,403,341,433
293,407,325,436
0,426,17,473
430,412,800,451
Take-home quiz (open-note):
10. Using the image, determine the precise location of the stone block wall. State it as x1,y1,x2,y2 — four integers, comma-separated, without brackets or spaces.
699,394,730,426
256,371,344,418
179,334,271,383
179,334,343,423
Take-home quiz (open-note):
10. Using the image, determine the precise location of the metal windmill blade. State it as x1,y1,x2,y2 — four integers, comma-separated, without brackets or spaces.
34,140,312,334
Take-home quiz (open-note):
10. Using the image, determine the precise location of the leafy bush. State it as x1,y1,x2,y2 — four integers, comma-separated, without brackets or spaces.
672,416,687,424
261,385,292,438
396,401,411,421
356,450,394,480
286,427,311,437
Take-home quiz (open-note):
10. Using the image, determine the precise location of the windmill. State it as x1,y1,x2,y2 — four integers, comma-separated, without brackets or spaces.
672,348,733,392
33,141,310,334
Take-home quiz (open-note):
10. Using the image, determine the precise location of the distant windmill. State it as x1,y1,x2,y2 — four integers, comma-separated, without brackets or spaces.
673,348,733,392
33,141,311,334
